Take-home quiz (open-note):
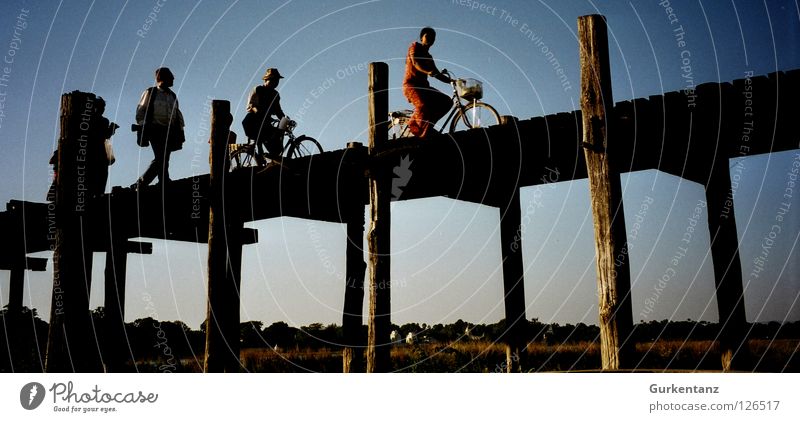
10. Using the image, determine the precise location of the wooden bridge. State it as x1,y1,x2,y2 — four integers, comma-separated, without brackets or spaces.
2,16,797,372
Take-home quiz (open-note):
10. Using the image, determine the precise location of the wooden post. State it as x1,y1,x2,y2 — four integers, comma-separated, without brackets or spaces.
103,201,129,372
204,100,241,372
45,92,103,373
705,160,750,370
499,188,527,372
366,62,391,373
342,208,366,373
224,223,244,372
578,15,634,370
8,268,23,312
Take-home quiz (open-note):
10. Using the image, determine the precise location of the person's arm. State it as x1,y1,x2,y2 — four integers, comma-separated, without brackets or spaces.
409,44,436,76
246,86,259,113
135,89,150,125
273,93,285,119
410,44,451,83
175,98,185,128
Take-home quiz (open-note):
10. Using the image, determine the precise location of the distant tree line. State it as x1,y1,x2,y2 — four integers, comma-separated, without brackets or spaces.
2,305,798,372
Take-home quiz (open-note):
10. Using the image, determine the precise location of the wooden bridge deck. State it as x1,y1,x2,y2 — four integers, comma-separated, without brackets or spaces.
2,70,795,255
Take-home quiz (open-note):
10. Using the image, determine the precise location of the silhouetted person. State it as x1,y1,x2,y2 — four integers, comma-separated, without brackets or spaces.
132,67,185,189
403,27,452,138
46,96,117,201
243,67,285,161
89,97,117,197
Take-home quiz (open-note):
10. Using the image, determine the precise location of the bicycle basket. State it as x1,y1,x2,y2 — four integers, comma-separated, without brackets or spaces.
456,78,483,101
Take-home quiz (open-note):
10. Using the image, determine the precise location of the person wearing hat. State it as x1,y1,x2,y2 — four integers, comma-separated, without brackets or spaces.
131,66,185,189
243,67,286,159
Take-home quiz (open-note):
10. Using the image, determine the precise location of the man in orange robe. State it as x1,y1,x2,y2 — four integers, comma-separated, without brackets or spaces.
403,27,453,138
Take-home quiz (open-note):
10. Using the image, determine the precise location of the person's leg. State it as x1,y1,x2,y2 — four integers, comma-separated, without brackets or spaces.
430,88,452,123
94,164,108,197
417,87,452,138
404,86,425,138
160,147,171,184
266,128,283,157
136,141,160,186
134,127,166,187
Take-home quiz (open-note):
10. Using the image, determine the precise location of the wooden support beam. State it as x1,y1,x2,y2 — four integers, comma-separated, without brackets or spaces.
45,91,103,373
578,15,634,370
222,223,244,372
8,268,23,312
499,188,527,372
102,203,130,372
343,207,366,373
25,257,48,271
2,257,46,310
204,100,242,372
705,149,751,371
366,62,391,373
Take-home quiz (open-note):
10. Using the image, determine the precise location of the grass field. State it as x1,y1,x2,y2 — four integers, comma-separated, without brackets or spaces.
212,339,798,373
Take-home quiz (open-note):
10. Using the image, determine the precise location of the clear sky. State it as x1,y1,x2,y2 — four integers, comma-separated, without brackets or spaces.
0,0,797,329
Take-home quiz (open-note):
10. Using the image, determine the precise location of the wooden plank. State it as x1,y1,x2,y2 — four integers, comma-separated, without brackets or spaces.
366,62,391,373
0,257,47,271
578,15,633,370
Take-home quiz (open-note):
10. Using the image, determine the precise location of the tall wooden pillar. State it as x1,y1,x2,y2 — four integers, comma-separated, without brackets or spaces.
499,188,527,372
224,224,244,371
578,15,634,370
705,160,750,371
8,268,24,312
45,91,103,372
204,100,242,372
366,62,391,373
103,196,129,372
342,210,366,373
342,142,368,373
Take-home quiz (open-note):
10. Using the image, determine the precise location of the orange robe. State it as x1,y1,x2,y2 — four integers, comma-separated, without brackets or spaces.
402,42,451,138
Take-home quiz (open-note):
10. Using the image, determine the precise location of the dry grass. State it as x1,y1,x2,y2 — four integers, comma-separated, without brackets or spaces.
157,339,798,373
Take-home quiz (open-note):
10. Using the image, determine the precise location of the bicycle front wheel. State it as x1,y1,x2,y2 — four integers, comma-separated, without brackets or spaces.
450,101,501,133
286,136,323,158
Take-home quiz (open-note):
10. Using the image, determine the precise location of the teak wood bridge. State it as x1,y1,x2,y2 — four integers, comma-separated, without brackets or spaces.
1,16,797,372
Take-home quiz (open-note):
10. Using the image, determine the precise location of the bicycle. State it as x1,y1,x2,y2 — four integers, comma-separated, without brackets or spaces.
228,116,322,170
389,69,501,139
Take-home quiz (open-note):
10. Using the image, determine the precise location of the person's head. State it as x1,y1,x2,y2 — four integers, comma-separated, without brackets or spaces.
155,67,175,88
262,67,284,88
420,27,436,47
95,97,106,114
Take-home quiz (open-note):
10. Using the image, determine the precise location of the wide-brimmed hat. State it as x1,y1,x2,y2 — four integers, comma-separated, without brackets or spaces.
262,68,284,81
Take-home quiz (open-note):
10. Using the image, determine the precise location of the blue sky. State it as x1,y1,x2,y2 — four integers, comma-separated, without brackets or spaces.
0,0,798,329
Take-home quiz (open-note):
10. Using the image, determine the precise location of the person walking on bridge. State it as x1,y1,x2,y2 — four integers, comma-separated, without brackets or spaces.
131,67,185,189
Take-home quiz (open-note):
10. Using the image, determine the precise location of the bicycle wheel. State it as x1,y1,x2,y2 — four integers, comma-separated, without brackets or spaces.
229,144,257,171
450,101,501,133
286,135,323,158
